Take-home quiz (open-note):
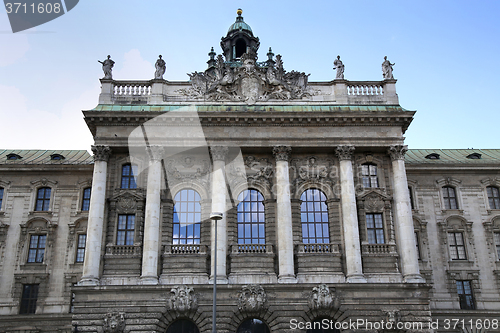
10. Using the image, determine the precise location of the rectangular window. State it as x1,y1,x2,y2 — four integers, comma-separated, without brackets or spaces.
415,231,421,259
456,280,475,310
443,186,458,209
366,213,384,244
361,164,378,188
408,187,414,209
20,284,39,314
121,164,137,189
81,188,91,211
35,187,51,211
487,186,500,209
75,234,86,263
0,187,4,209
117,214,135,245
448,232,467,260
495,232,500,260
27,234,46,263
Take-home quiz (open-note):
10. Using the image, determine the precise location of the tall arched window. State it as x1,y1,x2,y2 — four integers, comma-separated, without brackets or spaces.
301,189,329,244
237,318,270,333
121,163,137,189
166,319,200,333
361,163,378,188
173,189,201,244
237,189,265,244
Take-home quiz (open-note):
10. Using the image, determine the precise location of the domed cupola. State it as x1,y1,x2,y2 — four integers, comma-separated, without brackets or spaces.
220,9,260,62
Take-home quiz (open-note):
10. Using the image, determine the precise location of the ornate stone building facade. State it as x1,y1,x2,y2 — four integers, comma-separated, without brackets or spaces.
1,9,500,333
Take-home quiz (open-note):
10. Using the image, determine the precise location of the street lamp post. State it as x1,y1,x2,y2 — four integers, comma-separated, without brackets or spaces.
210,212,223,333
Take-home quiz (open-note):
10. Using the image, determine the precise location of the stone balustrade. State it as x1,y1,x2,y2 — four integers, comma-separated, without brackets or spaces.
347,81,384,96
113,81,152,96
164,244,207,254
231,244,273,254
105,244,142,255
296,243,340,254
362,243,397,254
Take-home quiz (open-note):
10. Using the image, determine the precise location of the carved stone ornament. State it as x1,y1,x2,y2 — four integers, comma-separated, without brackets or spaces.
309,284,334,310
177,51,316,104
210,146,229,161
165,156,210,186
292,156,335,188
103,312,126,333
388,144,408,161
272,146,292,162
384,310,401,324
92,145,111,162
147,145,165,162
364,193,385,212
244,156,274,186
335,145,355,161
116,193,137,213
237,284,267,313
168,285,198,313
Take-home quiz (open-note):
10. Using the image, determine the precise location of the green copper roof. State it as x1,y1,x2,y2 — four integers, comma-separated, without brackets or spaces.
89,104,407,113
406,149,500,164
0,150,93,165
227,12,253,36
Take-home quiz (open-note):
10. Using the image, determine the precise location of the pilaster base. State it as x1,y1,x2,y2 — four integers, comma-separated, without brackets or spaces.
346,274,367,283
140,276,159,285
209,276,229,285
404,274,426,283
278,275,297,284
78,277,100,286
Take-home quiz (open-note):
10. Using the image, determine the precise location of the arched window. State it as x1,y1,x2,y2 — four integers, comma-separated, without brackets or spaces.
487,186,500,209
237,318,270,333
361,163,378,187
173,189,201,245
300,189,329,244
237,189,265,244
442,186,458,209
166,319,200,333
306,318,340,333
235,38,247,58
121,163,137,189
35,187,51,211
81,187,91,211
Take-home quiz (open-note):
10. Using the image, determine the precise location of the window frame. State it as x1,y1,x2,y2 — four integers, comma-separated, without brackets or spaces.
300,188,330,244
365,213,385,244
456,280,475,310
448,232,467,260
361,163,379,188
116,214,135,246
442,186,458,210
75,233,87,263
19,284,39,314
27,234,47,263
487,186,500,210
34,187,51,211
120,163,138,189
0,186,4,210
237,189,266,245
81,187,91,211
172,189,201,245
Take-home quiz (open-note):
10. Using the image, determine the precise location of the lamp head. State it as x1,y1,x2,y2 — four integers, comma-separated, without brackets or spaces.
210,212,223,221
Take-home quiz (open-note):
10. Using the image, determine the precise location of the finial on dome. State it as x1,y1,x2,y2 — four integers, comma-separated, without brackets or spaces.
237,8,243,16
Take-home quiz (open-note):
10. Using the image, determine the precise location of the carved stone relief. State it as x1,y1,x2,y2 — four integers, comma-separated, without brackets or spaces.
308,284,335,311
290,156,336,192
237,284,267,313
167,285,198,313
103,312,126,333
164,156,210,188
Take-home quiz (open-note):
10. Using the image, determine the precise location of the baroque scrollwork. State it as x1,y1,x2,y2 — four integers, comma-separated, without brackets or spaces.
103,312,126,333
167,285,198,313
244,156,274,187
291,156,335,190
309,284,335,311
237,284,268,313
164,156,210,187
177,50,315,104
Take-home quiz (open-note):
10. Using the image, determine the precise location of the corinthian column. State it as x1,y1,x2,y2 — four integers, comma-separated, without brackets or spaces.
80,145,111,285
140,146,164,285
335,145,366,283
273,146,296,283
388,145,425,283
210,146,229,283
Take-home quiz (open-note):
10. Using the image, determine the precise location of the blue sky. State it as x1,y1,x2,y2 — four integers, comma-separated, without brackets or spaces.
0,0,499,151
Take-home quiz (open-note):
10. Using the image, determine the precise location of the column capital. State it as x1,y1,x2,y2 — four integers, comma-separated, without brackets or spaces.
335,145,355,161
91,145,111,162
388,145,408,161
147,145,165,161
272,146,292,162
210,146,229,161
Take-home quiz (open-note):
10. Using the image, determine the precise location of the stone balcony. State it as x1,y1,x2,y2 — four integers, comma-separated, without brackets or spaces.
98,78,399,106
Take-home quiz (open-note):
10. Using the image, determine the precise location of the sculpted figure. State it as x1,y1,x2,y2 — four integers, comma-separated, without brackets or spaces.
98,55,115,79
168,285,197,313
103,312,125,333
333,55,344,79
154,55,166,79
309,284,334,310
382,56,395,79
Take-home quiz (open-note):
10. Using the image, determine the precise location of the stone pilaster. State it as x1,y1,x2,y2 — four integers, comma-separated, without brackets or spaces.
210,146,229,283
272,146,297,283
388,145,425,283
140,146,164,284
335,145,366,283
80,145,111,285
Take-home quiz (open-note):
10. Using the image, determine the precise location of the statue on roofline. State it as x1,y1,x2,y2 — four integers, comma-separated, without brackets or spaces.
382,56,395,79
154,55,166,79
98,55,115,79
333,55,344,79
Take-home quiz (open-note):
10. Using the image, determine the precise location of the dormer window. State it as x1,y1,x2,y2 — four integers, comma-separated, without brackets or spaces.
50,154,65,161
425,153,440,160
7,153,22,160
466,153,481,159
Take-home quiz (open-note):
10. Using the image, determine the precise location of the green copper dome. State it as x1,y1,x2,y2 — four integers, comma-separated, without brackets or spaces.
227,9,253,36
